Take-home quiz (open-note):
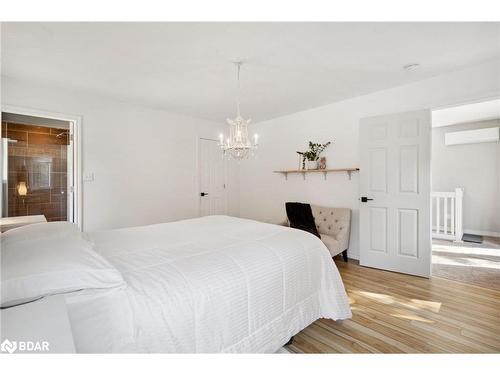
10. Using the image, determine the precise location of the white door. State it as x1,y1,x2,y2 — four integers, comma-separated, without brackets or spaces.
199,138,227,216
359,109,431,277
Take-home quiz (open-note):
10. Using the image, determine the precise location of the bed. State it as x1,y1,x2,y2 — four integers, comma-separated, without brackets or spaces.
1,215,352,353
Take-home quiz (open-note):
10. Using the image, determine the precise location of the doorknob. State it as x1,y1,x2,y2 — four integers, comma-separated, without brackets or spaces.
200,192,208,197
360,196,373,202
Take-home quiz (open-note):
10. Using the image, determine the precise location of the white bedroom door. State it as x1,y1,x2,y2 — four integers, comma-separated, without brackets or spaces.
359,109,431,277
199,138,227,216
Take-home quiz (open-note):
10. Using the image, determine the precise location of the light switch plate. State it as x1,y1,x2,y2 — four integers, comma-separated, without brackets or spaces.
83,172,94,182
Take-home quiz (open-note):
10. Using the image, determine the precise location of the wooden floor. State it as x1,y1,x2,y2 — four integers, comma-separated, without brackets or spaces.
432,236,500,290
288,259,500,353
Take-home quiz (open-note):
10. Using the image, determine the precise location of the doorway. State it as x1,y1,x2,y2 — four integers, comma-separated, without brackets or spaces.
198,138,227,216
1,109,81,227
430,98,500,289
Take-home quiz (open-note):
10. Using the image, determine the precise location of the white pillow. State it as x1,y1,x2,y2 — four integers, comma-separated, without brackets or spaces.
1,222,126,308
0,221,81,246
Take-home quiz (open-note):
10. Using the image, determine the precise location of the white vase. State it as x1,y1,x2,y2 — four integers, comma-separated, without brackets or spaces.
306,160,318,170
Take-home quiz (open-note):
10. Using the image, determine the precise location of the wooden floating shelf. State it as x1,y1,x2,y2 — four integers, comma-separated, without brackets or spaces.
273,168,360,180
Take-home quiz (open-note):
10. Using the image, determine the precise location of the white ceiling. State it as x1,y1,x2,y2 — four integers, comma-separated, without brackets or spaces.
2,23,500,122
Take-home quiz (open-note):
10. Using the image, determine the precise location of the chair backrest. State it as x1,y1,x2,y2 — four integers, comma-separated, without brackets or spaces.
310,205,351,238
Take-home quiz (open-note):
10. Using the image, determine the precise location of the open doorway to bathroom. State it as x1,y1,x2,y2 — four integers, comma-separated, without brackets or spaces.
431,98,500,289
1,109,81,228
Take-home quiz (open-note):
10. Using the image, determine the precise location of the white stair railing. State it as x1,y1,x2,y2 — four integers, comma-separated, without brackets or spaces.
431,188,463,242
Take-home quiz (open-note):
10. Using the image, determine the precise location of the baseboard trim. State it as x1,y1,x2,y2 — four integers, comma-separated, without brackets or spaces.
344,249,359,261
463,229,500,237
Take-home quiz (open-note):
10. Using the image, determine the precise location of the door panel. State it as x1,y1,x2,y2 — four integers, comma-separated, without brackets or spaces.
370,207,387,252
369,148,388,192
399,118,420,138
360,109,431,277
398,209,419,257
199,138,227,216
399,145,419,193
370,122,389,140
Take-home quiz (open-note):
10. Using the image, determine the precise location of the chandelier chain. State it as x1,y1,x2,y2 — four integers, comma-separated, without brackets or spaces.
236,61,241,117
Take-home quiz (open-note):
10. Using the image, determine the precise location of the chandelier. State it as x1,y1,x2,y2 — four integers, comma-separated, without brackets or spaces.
219,61,258,159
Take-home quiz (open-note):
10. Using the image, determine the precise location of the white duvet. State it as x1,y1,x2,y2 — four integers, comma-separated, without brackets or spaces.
65,216,351,353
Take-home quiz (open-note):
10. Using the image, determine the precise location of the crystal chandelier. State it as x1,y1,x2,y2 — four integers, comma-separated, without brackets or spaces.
219,61,258,159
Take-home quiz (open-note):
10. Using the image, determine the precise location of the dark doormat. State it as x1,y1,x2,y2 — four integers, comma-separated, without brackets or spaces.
462,233,483,244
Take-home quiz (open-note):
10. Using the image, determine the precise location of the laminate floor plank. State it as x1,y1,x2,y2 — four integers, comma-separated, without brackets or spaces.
288,260,500,353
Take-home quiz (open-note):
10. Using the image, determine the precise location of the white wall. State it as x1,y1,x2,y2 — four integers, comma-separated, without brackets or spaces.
432,119,500,236
1,77,239,231
3,59,499,248
239,59,500,259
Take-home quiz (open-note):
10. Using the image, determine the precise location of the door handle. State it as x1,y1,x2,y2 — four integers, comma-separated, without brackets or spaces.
360,196,373,202
200,192,208,197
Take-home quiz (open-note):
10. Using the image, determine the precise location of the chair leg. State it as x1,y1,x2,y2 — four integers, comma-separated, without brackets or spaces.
342,249,348,262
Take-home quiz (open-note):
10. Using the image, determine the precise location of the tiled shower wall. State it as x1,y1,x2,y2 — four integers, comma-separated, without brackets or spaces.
1,122,69,221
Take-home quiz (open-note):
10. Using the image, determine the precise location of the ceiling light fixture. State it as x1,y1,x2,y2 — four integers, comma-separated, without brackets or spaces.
219,61,258,160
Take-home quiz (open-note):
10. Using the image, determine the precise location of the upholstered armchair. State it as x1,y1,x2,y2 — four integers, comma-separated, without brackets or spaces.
283,205,352,261
310,205,352,261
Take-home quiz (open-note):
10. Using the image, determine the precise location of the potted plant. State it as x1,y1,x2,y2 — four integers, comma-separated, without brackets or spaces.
297,141,331,170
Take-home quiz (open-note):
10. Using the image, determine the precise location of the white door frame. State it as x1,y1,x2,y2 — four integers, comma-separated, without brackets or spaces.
1,104,83,229
196,137,227,216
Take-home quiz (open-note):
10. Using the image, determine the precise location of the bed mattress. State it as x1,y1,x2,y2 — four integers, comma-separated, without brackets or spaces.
65,215,351,353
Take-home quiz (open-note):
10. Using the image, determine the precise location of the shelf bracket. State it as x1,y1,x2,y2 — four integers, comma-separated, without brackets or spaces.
301,171,306,180
323,171,327,180
347,171,352,180
284,172,288,180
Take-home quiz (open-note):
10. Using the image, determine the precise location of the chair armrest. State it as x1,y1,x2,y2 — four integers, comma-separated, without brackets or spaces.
335,227,350,250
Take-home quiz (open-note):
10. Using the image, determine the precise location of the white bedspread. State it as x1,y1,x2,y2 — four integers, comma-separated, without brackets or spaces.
65,216,351,353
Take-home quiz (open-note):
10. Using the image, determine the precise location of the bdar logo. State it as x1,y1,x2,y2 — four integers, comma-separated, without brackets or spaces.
1,339,17,354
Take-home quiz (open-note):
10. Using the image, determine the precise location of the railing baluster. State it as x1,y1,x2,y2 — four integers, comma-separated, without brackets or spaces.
455,188,464,242
436,197,440,235
451,197,455,237
431,196,435,235
432,196,436,235
444,197,448,235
